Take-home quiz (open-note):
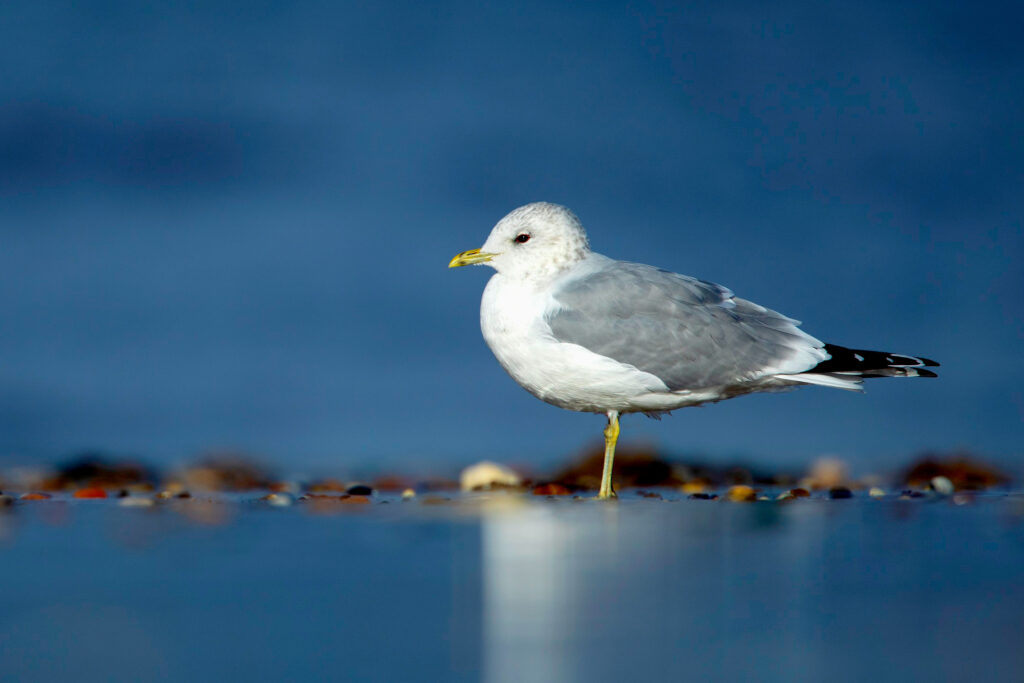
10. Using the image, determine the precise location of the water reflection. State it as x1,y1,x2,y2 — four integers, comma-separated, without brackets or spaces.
480,499,1024,681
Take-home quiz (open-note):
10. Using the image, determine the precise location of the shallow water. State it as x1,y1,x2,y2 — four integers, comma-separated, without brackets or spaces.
1,493,1022,682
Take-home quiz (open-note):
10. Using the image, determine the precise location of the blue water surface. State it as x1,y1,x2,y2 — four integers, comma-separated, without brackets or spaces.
0,494,1021,682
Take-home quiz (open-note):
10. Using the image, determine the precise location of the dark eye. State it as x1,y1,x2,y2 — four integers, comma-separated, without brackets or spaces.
514,233,531,244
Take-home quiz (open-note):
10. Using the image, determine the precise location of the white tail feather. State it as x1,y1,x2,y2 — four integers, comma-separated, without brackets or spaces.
776,373,864,392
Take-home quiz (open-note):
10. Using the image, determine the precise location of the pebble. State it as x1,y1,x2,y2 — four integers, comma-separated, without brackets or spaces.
346,484,374,496
156,489,193,500
726,485,757,502
19,492,51,501
119,496,155,508
688,492,718,500
338,494,371,504
828,487,853,499
776,488,810,501
868,487,886,498
401,488,416,500
929,476,955,496
460,461,522,491
531,483,572,496
680,481,707,494
0,494,14,507
307,479,347,493
900,489,926,499
804,456,850,490
73,487,108,499
261,493,294,507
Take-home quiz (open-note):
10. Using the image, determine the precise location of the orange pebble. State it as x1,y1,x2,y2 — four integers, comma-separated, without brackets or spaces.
74,487,108,499
532,483,572,496
20,492,52,500
338,494,371,504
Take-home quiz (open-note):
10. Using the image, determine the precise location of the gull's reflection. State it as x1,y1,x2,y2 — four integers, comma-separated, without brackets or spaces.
481,500,826,682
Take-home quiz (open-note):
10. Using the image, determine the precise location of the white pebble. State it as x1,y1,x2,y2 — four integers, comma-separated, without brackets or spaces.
119,497,155,508
264,493,294,507
930,476,955,496
459,461,522,491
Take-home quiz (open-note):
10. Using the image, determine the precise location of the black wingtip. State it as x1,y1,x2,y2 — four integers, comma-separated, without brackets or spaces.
816,343,940,376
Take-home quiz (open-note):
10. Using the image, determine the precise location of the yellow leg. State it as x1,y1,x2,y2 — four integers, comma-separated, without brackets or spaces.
598,411,620,499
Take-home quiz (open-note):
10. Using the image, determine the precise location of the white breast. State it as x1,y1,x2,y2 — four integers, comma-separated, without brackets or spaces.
479,274,676,413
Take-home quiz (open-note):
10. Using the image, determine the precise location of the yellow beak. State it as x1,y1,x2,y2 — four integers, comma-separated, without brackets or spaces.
448,248,497,268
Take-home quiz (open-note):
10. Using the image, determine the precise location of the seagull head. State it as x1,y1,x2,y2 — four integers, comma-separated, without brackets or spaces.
449,202,591,282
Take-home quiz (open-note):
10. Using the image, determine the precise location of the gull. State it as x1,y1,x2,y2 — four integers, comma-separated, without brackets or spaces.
449,202,939,499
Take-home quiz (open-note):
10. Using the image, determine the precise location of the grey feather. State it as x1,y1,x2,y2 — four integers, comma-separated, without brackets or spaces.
546,257,823,391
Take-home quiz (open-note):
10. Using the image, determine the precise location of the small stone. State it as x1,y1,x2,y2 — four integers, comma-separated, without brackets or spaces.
726,485,757,502
119,496,155,508
176,491,192,499
868,487,886,498
680,481,707,494
338,494,370,504
688,492,718,500
307,478,347,493
261,493,294,507
460,461,522,491
73,487,108,499
828,487,853,499
401,488,416,500
346,484,374,496
0,494,15,507
531,483,572,496
19,492,51,501
804,456,850,490
637,491,662,499
900,489,926,499
929,476,955,496
156,490,174,499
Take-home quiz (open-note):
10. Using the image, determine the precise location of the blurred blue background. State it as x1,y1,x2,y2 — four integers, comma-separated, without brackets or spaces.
1,0,1021,475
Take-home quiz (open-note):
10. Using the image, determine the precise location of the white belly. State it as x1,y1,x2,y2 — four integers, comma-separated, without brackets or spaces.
479,274,700,413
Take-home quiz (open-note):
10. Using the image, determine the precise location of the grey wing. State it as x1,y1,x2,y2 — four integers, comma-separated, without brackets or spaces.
545,259,826,391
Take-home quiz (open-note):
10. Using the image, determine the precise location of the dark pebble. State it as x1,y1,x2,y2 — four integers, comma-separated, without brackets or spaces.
0,494,15,507
829,487,853,499
346,485,374,496
900,489,926,499
688,493,718,500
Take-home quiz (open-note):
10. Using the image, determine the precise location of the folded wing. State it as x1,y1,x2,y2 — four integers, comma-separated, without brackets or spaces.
545,257,827,392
